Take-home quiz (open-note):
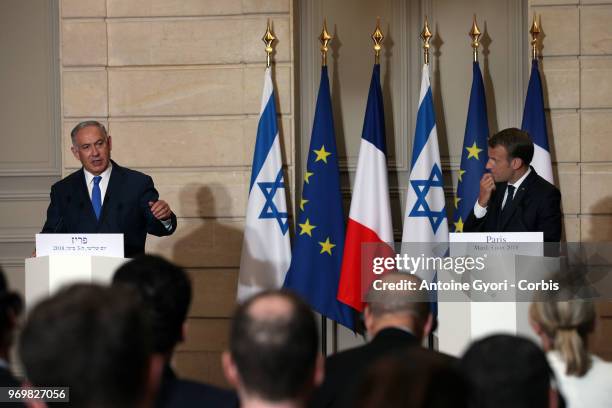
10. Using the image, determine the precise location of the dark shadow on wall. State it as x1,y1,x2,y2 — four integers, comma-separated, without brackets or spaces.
171,185,243,280
481,22,499,136
431,24,455,221
171,182,293,298
331,24,347,172
383,23,402,241
432,23,449,160
584,197,612,242
382,22,396,168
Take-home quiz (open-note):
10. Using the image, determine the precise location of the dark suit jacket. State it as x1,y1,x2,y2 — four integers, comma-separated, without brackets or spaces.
310,328,421,408
156,365,239,408
464,168,562,242
41,161,177,257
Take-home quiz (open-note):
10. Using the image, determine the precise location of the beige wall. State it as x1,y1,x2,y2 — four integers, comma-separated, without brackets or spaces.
529,0,612,361
59,0,295,386
0,0,60,294
530,0,612,242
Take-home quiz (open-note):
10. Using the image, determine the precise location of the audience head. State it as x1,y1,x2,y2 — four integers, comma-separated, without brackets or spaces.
353,348,468,408
19,284,160,408
364,272,432,340
486,128,534,183
223,290,321,405
112,254,192,356
530,284,595,377
460,334,554,408
0,267,22,355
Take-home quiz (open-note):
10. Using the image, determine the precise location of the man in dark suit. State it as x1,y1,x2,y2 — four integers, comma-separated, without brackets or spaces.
41,120,177,257
464,128,562,242
112,255,239,408
311,273,438,408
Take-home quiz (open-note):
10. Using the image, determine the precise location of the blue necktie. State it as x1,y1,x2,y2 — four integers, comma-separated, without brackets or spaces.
92,176,102,220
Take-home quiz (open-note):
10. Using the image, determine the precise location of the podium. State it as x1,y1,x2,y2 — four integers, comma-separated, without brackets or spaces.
437,231,557,356
24,255,128,310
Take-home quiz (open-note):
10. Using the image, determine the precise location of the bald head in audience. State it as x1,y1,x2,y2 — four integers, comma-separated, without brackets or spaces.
223,290,322,408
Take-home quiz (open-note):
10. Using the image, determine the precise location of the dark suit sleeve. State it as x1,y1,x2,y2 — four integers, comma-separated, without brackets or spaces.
537,187,562,242
139,175,177,237
464,208,485,233
41,184,64,233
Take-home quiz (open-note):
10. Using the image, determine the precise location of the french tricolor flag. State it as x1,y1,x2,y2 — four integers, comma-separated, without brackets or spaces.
337,64,394,312
522,59,553,184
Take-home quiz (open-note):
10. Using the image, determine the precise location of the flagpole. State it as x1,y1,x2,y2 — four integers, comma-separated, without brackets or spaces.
319,20,331,356
529,13,541,60
421,16,432,65
372,18,384,65
262,19,275,68
470,15,481,63
421,16,436,350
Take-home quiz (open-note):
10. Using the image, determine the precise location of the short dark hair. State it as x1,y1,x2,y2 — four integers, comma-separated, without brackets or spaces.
460,334,552,408
71,120,108,145
230,290,318,401
354,349,468,408
488,128,534,166
112,255,192,354
19,284,152,408
0,267,22,350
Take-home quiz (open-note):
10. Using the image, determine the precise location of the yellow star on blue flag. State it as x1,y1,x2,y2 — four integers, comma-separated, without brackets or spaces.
319,237,336,255
466,141,483,160
313,145,331,163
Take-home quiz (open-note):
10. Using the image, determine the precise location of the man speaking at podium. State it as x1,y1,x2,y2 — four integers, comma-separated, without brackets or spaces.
464,128,561,242
41,121,177,257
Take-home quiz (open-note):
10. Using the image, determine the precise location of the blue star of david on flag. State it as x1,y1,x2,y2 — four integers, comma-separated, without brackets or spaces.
409,164,447,234
258,168,289,235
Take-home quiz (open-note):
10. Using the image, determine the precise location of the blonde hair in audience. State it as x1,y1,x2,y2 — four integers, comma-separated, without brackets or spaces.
530,297,595,377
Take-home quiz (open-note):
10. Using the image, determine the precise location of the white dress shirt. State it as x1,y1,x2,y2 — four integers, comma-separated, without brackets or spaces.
83,163,172,230
83,162,113,202
473,167,531,219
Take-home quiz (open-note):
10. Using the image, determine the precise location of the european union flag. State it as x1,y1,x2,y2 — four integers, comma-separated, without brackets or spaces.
283,66,354,329
453,61,489,233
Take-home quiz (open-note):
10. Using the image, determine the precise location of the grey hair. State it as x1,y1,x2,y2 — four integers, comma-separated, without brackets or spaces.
365,272,431,322
70,121,108,145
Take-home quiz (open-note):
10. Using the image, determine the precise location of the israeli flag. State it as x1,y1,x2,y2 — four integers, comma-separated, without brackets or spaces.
237,67,291,302
403,65,449,243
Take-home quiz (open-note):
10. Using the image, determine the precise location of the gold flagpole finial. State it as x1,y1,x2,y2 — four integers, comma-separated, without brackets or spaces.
529,13,541,60
320,19,332,67
262,19,276,68
421,16,433,65
372,18,384,64
469,15,482,63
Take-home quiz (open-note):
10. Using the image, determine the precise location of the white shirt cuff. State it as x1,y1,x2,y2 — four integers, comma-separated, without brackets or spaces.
161,218,173,231
473,201,488,219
